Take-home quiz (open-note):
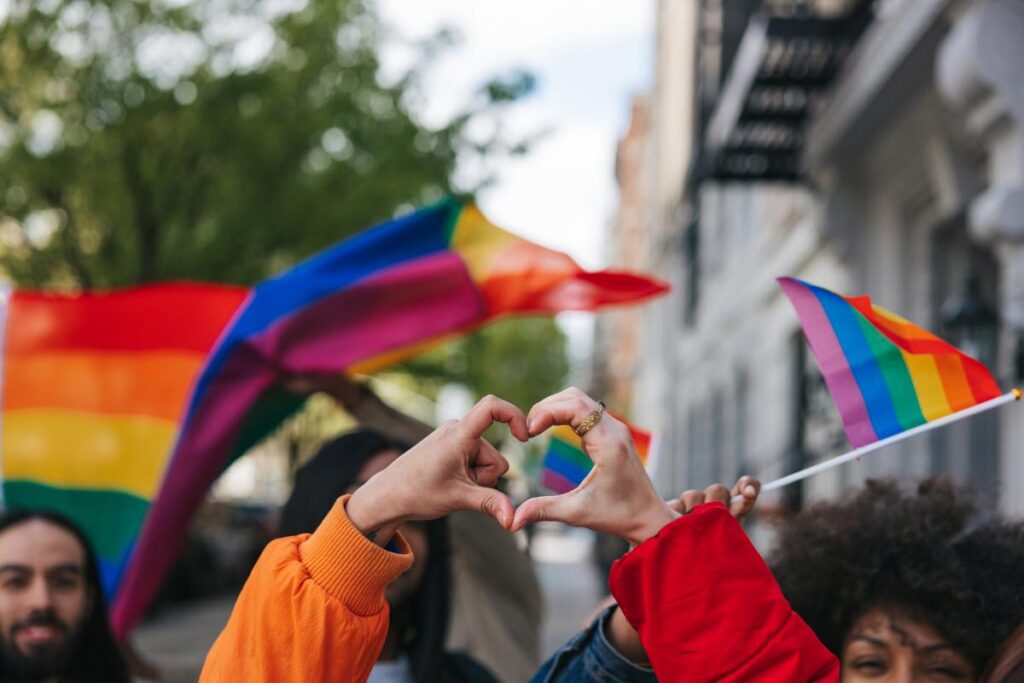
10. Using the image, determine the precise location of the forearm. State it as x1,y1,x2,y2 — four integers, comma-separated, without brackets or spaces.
605,605,649,666
347,388,433,444
346,477,406,546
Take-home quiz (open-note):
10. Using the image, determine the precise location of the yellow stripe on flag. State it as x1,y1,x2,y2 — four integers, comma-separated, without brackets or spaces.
900,351,954,422
3,410,176,499
449,204,521,284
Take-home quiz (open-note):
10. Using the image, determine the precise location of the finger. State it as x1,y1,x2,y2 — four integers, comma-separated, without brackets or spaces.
468,440,511,488
678,489,705,514
703,484,730,505
458,486,516,530
729,476,761,520
510,493,579,532
526,395,601,436
666,497,684,515
459,395,529,442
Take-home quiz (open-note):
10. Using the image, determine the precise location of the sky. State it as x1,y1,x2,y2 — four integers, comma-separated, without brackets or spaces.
374,1,655,363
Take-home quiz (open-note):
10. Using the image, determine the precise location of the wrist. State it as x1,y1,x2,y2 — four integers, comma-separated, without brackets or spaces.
626,501,675,546
346,481,404,546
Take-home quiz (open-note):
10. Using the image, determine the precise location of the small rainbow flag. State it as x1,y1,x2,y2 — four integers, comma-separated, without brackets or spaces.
540,421,652,494
779,277,1002,448
111,197,668,634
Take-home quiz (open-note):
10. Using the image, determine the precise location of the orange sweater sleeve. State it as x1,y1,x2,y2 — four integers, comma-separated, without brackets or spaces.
199,495,413,682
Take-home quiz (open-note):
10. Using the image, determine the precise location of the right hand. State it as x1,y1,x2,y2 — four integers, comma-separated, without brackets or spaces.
510,388,674,546
347,395,528,543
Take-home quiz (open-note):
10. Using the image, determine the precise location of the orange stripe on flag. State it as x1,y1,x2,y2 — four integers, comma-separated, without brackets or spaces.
2,409,176,499
4,351,204,421
933,354,977,413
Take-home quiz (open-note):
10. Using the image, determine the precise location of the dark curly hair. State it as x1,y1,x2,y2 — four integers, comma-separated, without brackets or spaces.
770,478,1024,672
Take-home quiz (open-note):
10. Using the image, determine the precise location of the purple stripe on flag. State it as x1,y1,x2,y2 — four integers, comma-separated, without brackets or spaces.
248,251,485,372
779,278,878,447
541,469,577,495
114,252,485,633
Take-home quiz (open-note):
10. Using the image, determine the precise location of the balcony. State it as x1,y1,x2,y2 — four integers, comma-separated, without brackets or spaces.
702,0,874,181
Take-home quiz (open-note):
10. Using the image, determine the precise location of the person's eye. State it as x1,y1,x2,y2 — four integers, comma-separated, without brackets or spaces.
850,658,887,674
2,577,27,590
51,577,80,591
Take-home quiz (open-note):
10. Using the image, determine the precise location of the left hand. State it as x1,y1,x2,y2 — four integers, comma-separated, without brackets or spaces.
347,395,529,543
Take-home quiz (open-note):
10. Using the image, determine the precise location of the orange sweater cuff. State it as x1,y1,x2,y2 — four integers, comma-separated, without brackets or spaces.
299,494,413,617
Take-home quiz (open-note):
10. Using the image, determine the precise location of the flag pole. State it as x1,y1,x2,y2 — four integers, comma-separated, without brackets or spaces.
730,389,1021,503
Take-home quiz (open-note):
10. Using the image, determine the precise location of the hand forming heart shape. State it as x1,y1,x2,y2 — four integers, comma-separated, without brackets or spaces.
346,387,677,547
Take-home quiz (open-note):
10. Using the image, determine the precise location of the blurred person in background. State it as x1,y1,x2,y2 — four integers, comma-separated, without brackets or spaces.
0,510,132,683
771,479,1024,681
283,375,541,683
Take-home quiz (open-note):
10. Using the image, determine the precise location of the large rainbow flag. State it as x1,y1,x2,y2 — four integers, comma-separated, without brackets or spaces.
779,277,1002,448
0,284,247,598
540,420,652,494
104,197,668,633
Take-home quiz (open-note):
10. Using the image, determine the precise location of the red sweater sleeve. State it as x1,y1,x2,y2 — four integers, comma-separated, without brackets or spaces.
609,502,839,682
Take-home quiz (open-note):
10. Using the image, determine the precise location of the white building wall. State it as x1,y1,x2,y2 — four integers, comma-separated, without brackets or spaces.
635,0,699,497
637,0,1024,515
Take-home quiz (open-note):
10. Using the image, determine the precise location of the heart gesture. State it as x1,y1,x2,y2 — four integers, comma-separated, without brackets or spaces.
511,388,675,546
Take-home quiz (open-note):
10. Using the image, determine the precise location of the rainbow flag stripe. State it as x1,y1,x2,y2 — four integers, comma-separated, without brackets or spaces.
111,198,668,634
540,421,652,494
779,277,1001,448
0,284,247,598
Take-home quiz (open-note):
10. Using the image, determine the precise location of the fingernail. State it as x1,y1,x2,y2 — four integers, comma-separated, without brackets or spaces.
526,419,535,433
498,512,508,528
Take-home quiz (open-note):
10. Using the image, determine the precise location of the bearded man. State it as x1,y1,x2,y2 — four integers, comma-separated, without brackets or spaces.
0,510,130,683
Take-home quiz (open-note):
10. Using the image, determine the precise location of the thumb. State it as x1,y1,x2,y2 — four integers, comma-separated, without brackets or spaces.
458,485,516,530
511,494,578,532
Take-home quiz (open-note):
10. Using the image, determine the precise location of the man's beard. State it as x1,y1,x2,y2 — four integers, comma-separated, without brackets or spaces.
0,610,79,682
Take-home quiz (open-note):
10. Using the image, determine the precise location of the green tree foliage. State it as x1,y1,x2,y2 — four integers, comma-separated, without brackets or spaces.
0,0,567,411
400,316,570,411
0,0,534,287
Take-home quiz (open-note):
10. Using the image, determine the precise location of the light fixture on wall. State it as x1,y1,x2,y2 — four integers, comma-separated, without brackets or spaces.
941,270,999,369
1015,336,1024,382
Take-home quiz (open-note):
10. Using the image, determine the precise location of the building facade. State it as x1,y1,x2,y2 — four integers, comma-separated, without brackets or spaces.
615,0,1024,515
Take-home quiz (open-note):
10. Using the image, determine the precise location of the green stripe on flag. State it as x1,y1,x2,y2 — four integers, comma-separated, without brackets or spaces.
2,480,149,561
548,436,593,472
853,312,926,431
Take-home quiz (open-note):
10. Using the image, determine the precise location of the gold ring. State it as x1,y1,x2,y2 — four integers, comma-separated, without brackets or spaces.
574,401,605,437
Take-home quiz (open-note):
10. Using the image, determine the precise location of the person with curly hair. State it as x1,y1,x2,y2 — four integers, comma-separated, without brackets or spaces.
770,478,1024,681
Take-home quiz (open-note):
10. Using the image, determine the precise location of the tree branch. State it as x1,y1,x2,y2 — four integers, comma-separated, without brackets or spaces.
41,187,93,289
119,135,162,282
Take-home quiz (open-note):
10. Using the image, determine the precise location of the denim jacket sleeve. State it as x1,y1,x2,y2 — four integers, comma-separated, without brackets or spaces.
528,605,657,683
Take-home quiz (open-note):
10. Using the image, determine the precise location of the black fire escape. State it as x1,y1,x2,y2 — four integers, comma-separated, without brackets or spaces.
699,0,875,182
